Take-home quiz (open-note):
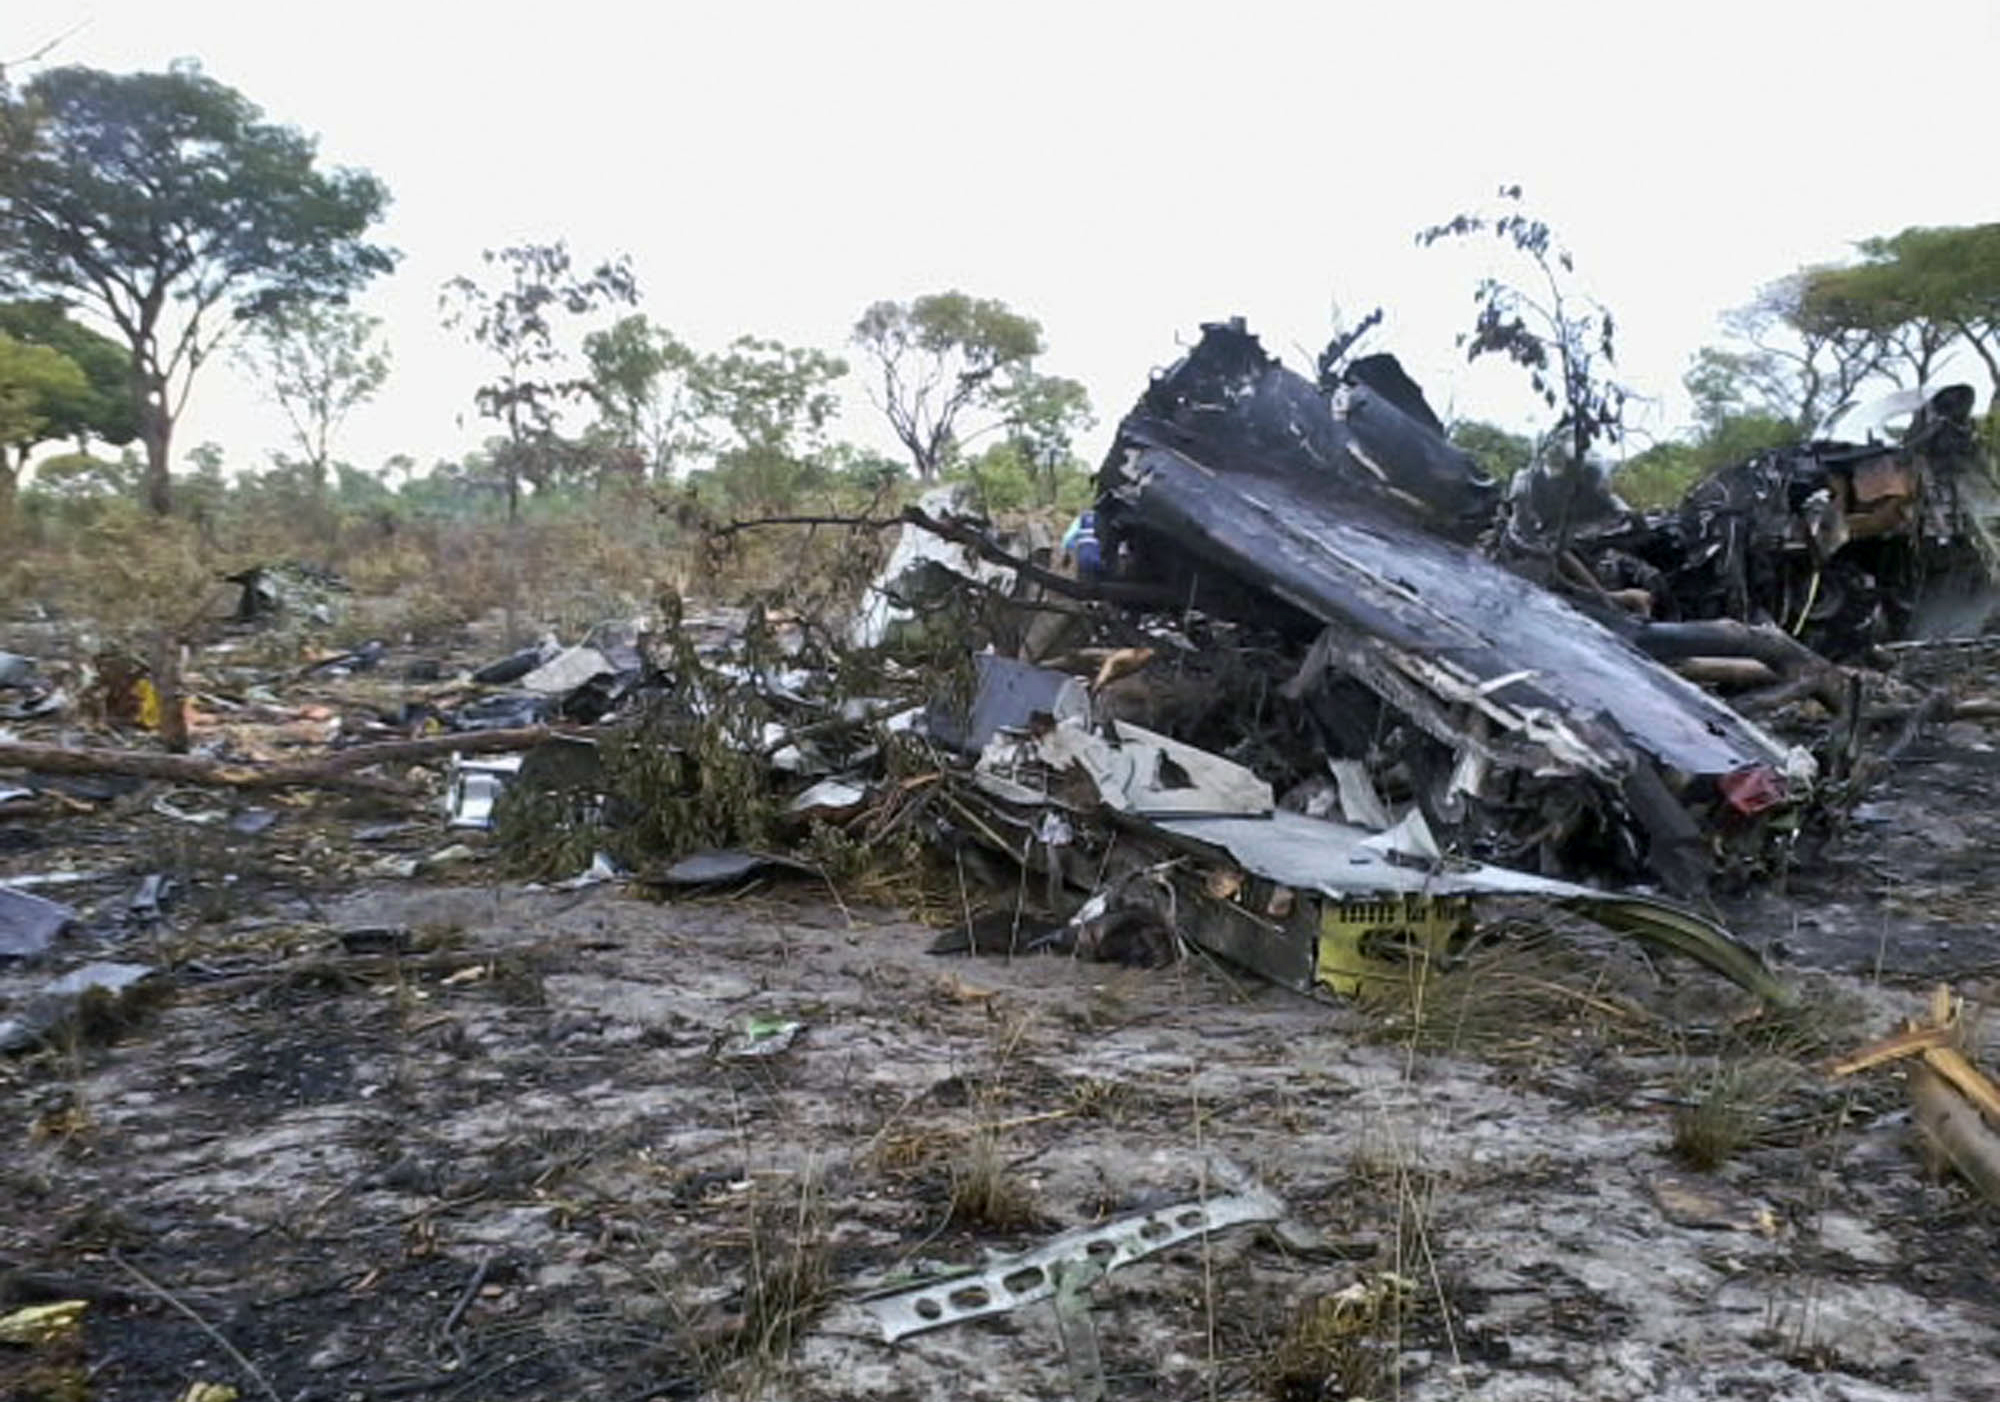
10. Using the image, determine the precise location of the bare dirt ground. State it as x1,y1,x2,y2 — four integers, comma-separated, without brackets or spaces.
5,640,2000,1402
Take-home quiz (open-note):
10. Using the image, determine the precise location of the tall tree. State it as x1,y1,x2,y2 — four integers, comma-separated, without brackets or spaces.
0,299,139,523
1807,225,2000,400
0,61,395,513
1691,273,1888,434
997,370,1094,502
852,292,1045,480
441,242,637,519
1802,252,1960,390
233,302,390,493
697,336,846,457
1448,420,1534,482
582,313,703,479
1418,186,1629,477
692,336,848,512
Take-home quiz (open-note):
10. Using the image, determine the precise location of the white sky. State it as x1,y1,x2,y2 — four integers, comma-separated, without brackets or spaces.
12,0,1999,477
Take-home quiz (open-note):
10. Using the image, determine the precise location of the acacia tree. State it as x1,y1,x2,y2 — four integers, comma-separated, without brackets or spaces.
852,292,1045,480
441,242,637,519
1803,225,2000,400
1689,273,1889,434
0,62,395,513
1419,187,1629,478
233,303,390,493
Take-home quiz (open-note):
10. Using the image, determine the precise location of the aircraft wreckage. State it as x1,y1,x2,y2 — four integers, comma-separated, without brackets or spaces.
828,318,1987,1000
399,317,1988,1010
1092,320,1816,897
21,318,1977,1014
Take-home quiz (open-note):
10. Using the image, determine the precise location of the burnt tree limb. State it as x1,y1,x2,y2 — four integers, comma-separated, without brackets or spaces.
0,726,558,796
1630,621,1847,714
711,506,1185,608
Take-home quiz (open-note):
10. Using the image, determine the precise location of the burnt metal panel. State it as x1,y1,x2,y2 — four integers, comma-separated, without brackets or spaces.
1102,441,1790,783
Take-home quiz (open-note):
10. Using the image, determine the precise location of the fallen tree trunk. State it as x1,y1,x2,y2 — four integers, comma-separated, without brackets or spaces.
0,726,555,795
1632,621,1847,713
1671,657,1781,689
1911,1062,2000,1206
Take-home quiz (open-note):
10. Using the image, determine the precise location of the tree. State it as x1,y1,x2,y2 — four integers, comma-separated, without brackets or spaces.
441,242,637,519
997,371,1094,503
693,336,848,512
1689,273,1889,435
1448,419,1534,482
0,299,140,453
0,329,84,522
22,447,142,504
233,302,390,493
852,292,1045,480
0,62,395,513
697,336,846,456
1802,262,1955,390
822,442,906,494
582,314,702,479
1805,225,2000,400
1419,187,1629,479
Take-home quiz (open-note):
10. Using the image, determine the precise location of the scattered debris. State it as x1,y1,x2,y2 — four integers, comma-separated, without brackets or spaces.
335,925,413,955
1834,985,2000,1205
1647,1172,1780,1233
445,754,522,829
0,961,160,1053
852,1175,1285,1341
470,636,561,686
520,644,615,696
126,873,177,926
716,1014,804,1060
0,886,75,961
224,562,347,626
0,1299,86,1346
652,849,814,887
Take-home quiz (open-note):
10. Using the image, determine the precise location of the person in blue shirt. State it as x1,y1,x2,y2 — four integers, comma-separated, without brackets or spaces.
1061,509,1102,580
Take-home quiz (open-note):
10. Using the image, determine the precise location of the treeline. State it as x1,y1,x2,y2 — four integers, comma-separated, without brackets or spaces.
1443,219,2000,507
4,64,1996,536
0,63,1094,537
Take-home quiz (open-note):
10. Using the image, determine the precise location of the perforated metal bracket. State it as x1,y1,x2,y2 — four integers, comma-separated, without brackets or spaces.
857,1184,1284,1341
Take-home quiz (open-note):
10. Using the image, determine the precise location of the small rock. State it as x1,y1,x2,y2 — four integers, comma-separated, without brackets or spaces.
1648,1171,1777,1234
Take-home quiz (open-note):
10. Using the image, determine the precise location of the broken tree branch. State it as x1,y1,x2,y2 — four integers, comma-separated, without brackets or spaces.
0,726,558,796
1671,658,1781,689
1839,689,1952,802
713,505,1185,607
705,511,903,536
1911,1062,2000,1206
110,1250,282,1402
1632,620,1846,712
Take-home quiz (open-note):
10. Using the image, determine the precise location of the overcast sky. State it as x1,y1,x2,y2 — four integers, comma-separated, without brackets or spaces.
13,0,1999,477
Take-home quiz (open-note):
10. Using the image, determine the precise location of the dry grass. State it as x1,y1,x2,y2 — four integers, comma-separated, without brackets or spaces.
1362,926,1659,1063
946,1129,1040,1232
1669,1055,1798,1170
663,1169,834,1400
1264,1275,1413,1402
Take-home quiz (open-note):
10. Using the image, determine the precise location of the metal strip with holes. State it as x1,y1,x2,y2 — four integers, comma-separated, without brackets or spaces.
858,1186,1285,1341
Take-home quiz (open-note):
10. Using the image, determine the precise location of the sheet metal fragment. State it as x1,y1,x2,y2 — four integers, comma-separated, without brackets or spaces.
858,1182,1284,1341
